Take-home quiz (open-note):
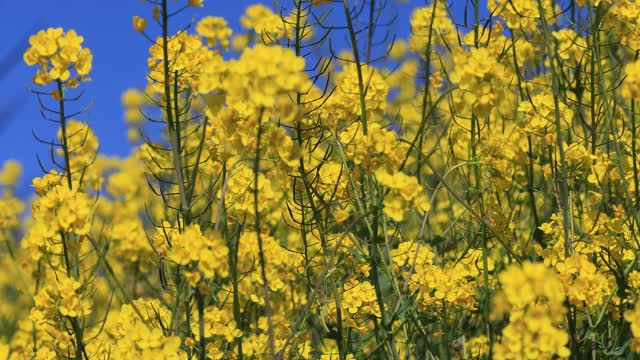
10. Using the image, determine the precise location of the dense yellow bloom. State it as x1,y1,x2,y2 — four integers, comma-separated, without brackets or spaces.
224,44,310,112
31,274,92,321
375,168,430,222
391,241,435,272
147,31,223,93
14,1,640,358
339,122,408,172
449,47,508,117
31,183,93,234
323,63,389,125
411,262,478,315
496,262,564,314
493,262,570,359
326,278,381,332
409,2,458,51
517,93,573,142
190,306,243,342
556,255,611,308
111,322,181,359
164,224,229,279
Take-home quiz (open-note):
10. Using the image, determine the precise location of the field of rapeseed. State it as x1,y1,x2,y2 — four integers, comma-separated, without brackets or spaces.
4,0,640,358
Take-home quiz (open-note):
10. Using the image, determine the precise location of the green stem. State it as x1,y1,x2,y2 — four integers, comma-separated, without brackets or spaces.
56,80,73,190
342,0,368,134
537,0,572,257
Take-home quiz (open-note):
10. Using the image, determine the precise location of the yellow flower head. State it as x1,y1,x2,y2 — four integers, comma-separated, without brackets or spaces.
133,16,148,33
24,28,92,87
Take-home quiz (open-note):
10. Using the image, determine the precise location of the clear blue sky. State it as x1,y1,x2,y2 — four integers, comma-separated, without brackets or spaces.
0,0,451,197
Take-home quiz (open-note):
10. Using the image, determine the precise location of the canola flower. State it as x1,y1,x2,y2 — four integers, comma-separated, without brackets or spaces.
23,27,92,88
8,0,640,358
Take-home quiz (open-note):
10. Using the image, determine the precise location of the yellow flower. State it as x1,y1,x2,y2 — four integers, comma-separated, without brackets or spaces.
384,195,405,222
467,335,490,358
409,3,457,50
493,262,570,359
196,16,232,49
29,28,62,57
74,48,92,75
184,271,201,288
626,305,640,352
24,28,92,86
133,16,147,33
556,255,611,308
0,160,21,187
23,47,39,66
449,47,508,117
240,4,292,43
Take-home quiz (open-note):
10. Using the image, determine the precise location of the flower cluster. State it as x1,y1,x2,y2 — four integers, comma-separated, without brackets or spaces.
375,168,430,222
449,47,509,117
493,262,571,359
224,44,310,112
160,223,229,284
196,16,233,49
31,275,92,320
24,28,92,87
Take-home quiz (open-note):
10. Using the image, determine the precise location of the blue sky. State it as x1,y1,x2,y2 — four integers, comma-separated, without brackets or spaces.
0,0,446,197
